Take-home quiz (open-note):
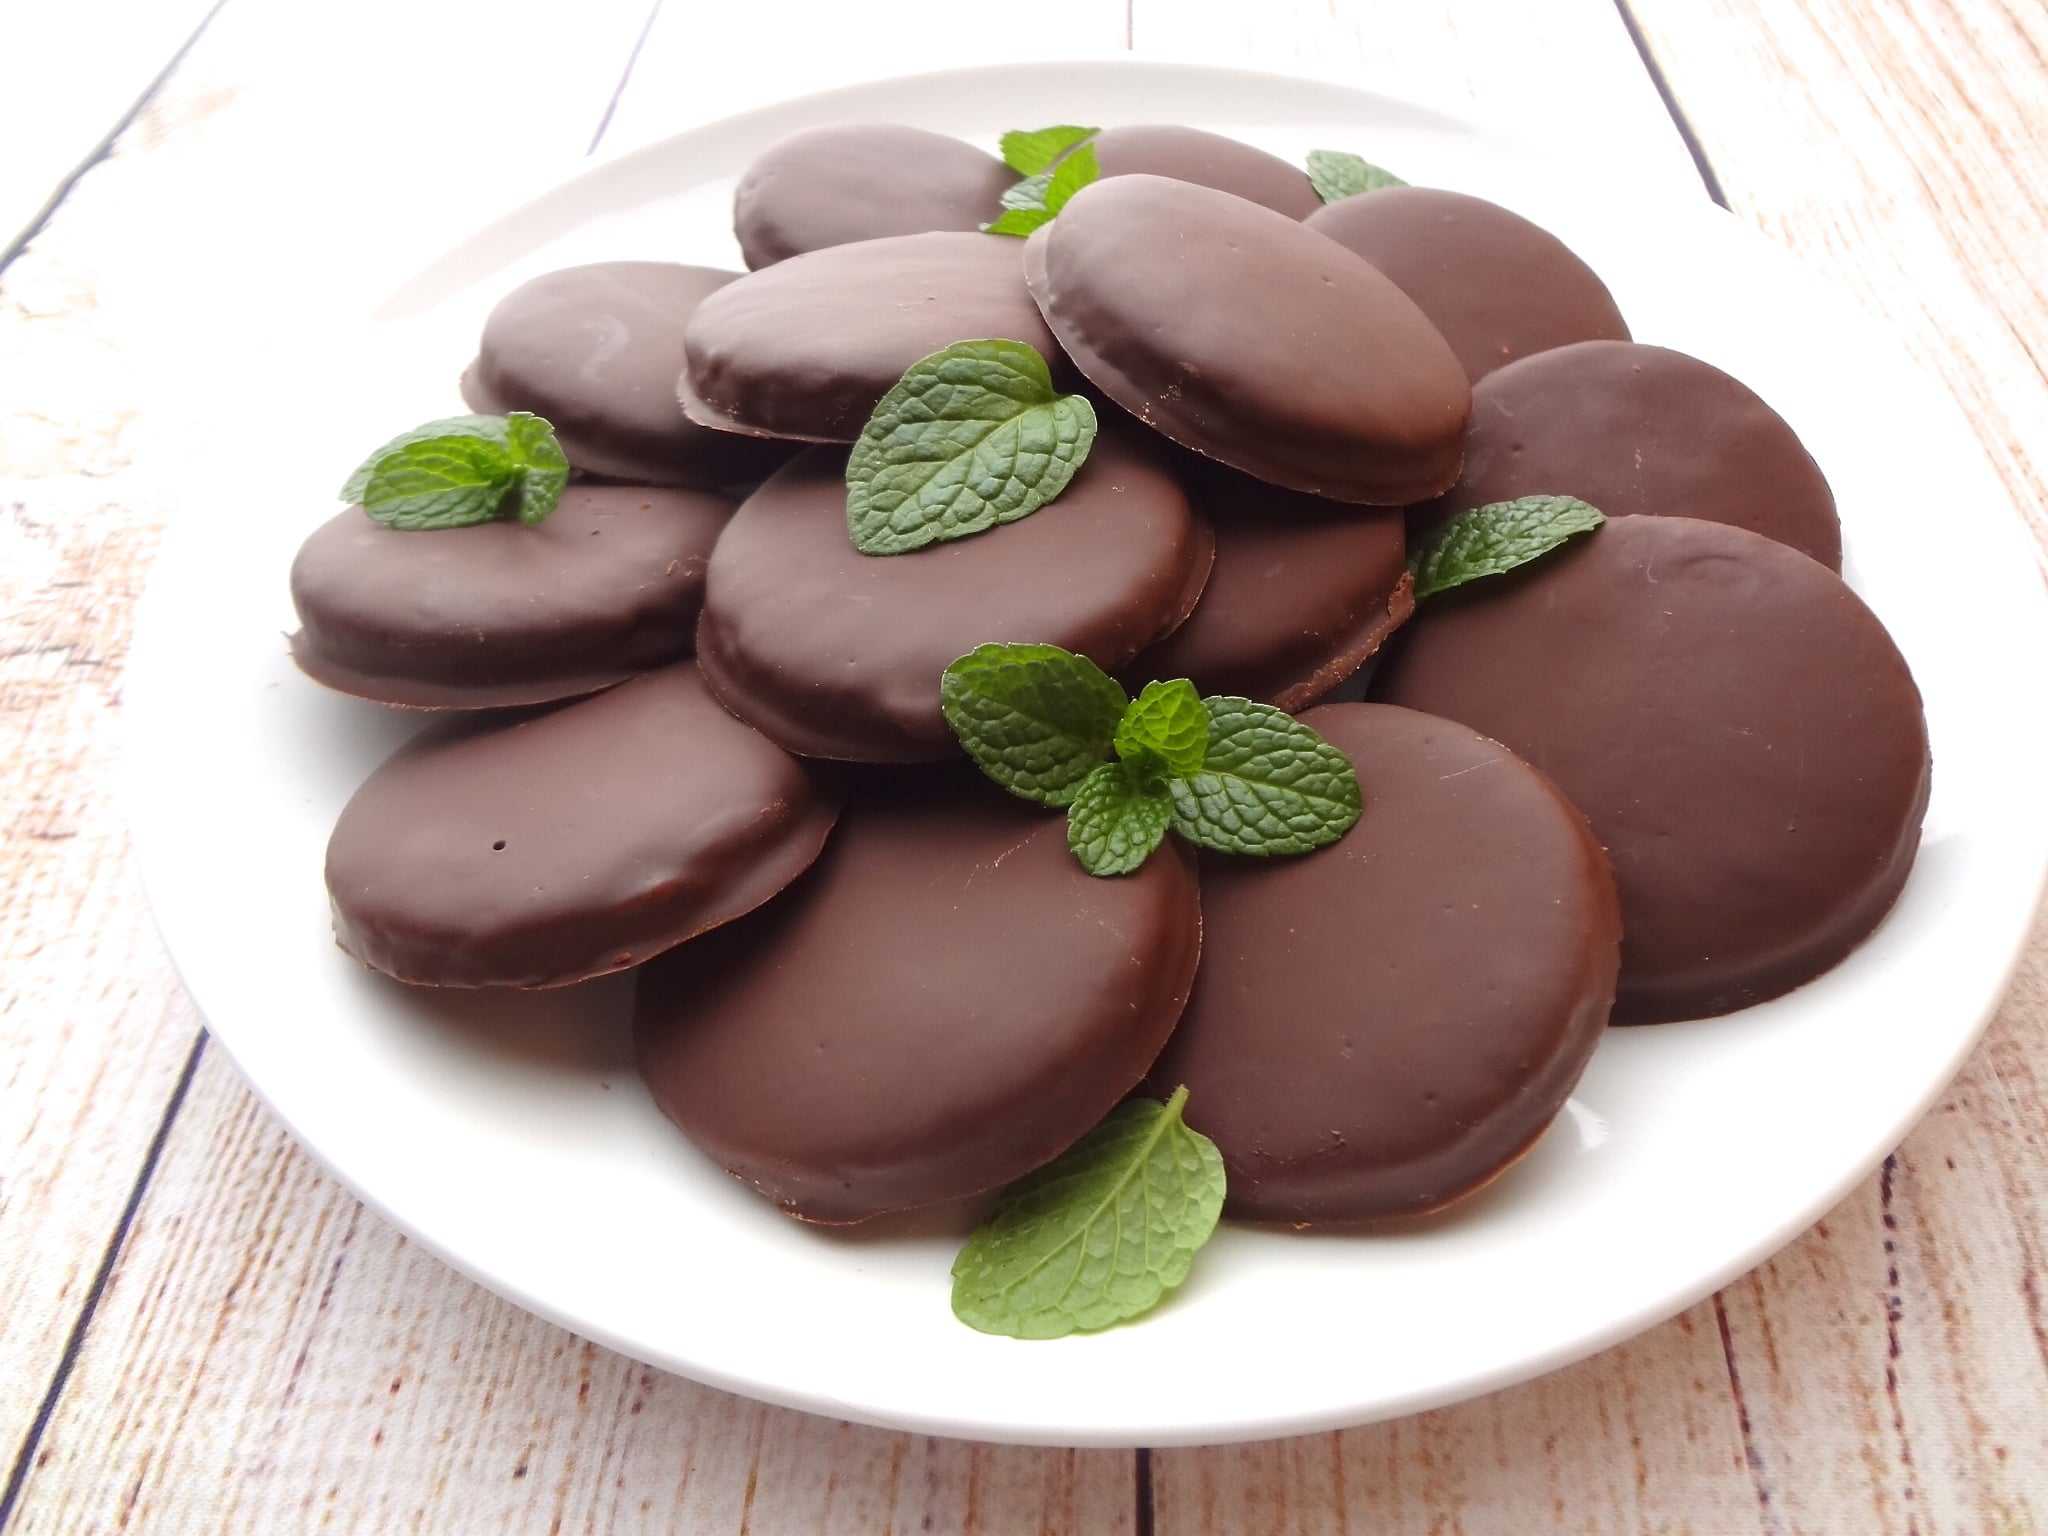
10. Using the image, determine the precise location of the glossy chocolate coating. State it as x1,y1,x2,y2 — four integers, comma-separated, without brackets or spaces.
696,428,1213,761
1376,517,1928,1022
1424,340,1842,569
461,262,790,489
289,486,731,710
1088,124,1321,218
1132,463,1412,710
1025,176,1469,503
634,773,1203,1223
733,124,1015,268
1146,704,1619,1221
679,232,1060,443
325,666,839,988
1306,187,1629,382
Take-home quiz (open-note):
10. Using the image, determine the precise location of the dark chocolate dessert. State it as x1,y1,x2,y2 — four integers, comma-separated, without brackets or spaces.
1087,124,1322,218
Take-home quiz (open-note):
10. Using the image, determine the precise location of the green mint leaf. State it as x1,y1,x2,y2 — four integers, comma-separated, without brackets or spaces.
1066,761,1174,877
339,414,505,503
983,145,1099,236
982,205,1054,237
501,410,570,526
940,642,1129,807
952,1087,1225,1339
845,339,1098,555
999,167,1057,213
1114,679,1207,778
1168,696,1363,856
1306,148,1408,203
1410,495,1605,601
1000,123,1099,175
1040,143,1098,214
344,412,570,531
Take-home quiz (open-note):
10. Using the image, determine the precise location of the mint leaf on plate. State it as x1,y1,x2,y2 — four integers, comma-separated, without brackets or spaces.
1168,696,1363,855
940,642,1129,807
1114,678,1207,778
342,411,569,531
1000,123,1099,175
1306,148,1407,203
845,340,1098,555
1066,761,1174,877
1410,495,1605,601
951,1087,1225,1339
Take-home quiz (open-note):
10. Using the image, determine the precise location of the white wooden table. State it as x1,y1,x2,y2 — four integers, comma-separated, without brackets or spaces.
4,2,2044,1529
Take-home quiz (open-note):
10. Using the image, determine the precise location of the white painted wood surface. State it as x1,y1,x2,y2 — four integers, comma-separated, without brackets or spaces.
2,0,2042,1530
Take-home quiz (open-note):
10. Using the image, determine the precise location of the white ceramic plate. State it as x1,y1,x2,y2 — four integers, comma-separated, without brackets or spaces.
126,62,2048,1447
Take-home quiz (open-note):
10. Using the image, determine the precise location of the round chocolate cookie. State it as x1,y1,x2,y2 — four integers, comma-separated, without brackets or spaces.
1426,340,1841,569
1132,464,1412,710
325,666,839,988
733,124,1014,269
696,427,1213,761
679,232,1060,443
290,486,731,710
461,262,789,489
1145,703,1620,1222
634,773,1203,1223
1087,124,1321,218
1375,516,1928,1023
1025,176,1469,503
1305,187,1628,382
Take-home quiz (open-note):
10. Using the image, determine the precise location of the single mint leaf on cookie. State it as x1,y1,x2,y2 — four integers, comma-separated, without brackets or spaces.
1114,678,1207,778
1168,696,1363,855
1000,123,1099,175
502,410,571,526
340,415,506,503
1411,495,1605,601
940,642,1129,807
1306,148,1408,203
846,340,1098,555
951,1086,1225,1338
1066,761,1175,877
343,411,568,531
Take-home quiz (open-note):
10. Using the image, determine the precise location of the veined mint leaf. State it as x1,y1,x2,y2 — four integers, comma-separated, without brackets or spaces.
940,642,1128,807
343,411,569,531
1000,168,1057,213
1066,762,1174,877
952,1087,1225,1339
846,340,1098,555
502,410,571,526
983,205,1054,237
1306,148,1407,203
1411,495,1605,601
1000,123,1099,175
339,414,505,503
983,144,1099,237
1169,696,1363,855
1114,679,1207,778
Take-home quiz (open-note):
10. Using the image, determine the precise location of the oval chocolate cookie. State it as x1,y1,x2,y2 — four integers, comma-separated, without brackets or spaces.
290,485,731,710
697,427,1212,761
680,232,1060,443
1306,187,1628,382
733,124,1014,269
461,262,790,489
1132,464,1412,710
634,773,1203,1223
1144,703,1620,1223
325,666,839,988
1376,516,1928,1022
1025,175,1468,503
1425,340,1842,569
1088,124,1321,218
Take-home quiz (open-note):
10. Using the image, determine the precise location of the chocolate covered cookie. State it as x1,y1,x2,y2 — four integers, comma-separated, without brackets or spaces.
1132,464,1412,710
1376,516,1927,1022
1025,176,1468,503
1425,340,1842,569
696,428,1212,761
634,772,1203,1223
325,666,839,988
1145,703,1619,1221
1306,187,1628,382
290,486,731,710
1087,124,1321,218
733,124,1015,269
679,232,1060,443
461,262,789,488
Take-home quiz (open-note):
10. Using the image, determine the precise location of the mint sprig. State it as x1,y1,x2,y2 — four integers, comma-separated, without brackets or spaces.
1306,148,1407,203
1411,495,1605,600
941,643,1364,876
339,411,569,531
984,142,1100,236
951,1086,1225,1339
845,340,1097,555
1000,124,1099,175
